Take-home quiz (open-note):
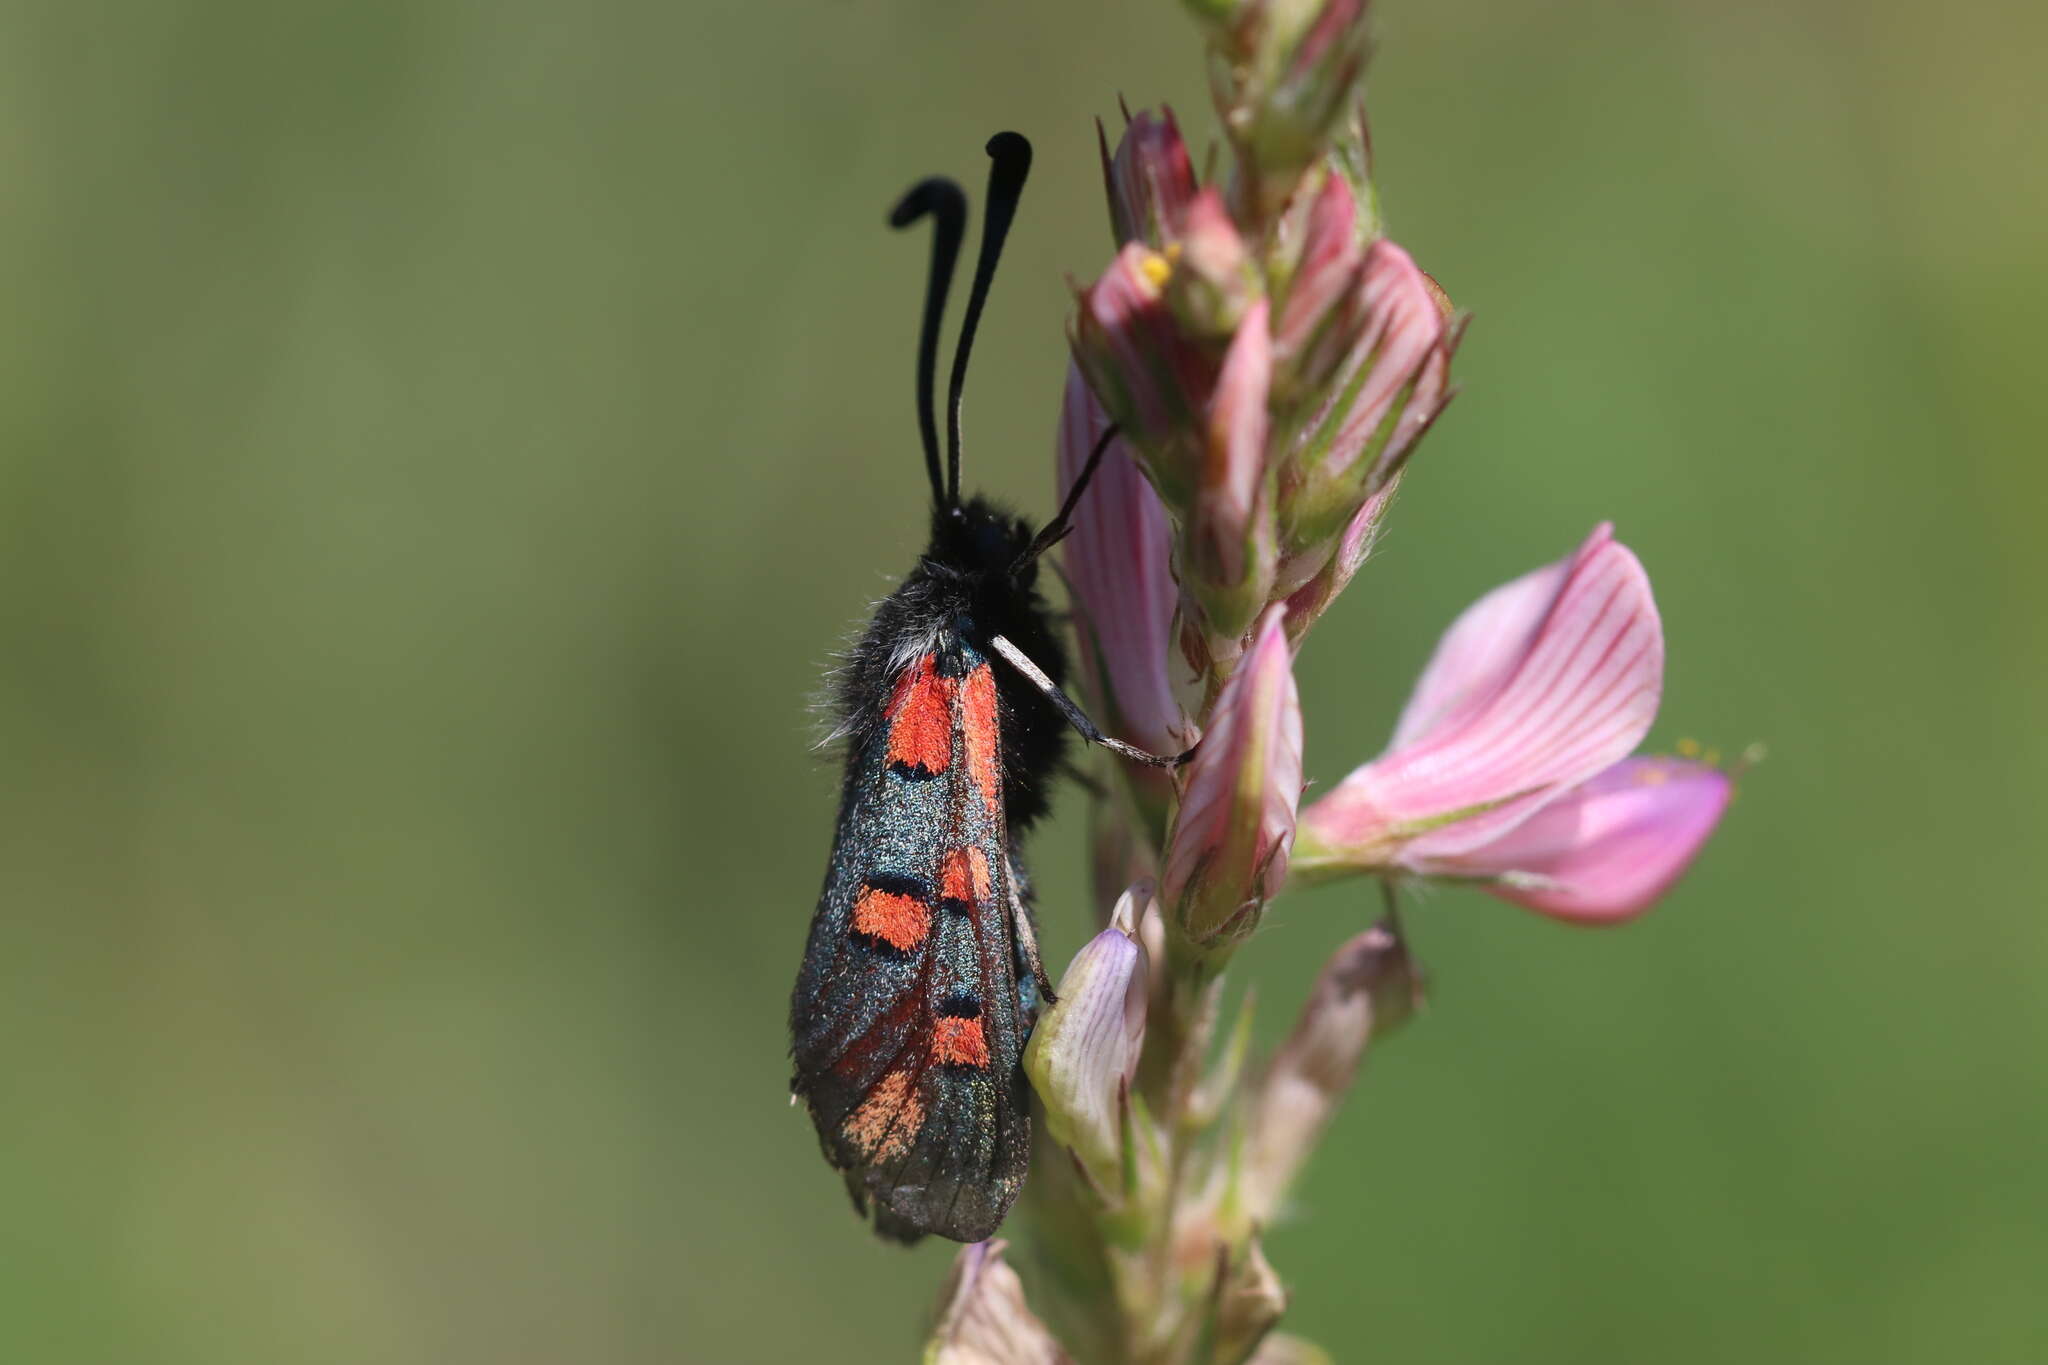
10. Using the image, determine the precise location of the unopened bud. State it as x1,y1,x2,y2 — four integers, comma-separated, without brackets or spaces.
1161,608,1303,953
925,1239,1071,1365
1024,885,1152,1187
1101,107,1198,249
1243,919,1421,1224
1185,300,1279,645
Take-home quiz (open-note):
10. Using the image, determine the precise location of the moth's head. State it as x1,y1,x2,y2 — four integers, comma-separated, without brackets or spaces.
928,496,1039,588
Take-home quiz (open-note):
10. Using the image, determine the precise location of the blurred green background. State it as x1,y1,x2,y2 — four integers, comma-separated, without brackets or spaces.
5,0,2044,1360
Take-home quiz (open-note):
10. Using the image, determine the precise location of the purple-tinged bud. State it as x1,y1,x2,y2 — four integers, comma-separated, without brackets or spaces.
925,1239,1072,1365
1069,242,1219,463
1024,885,1153,1186
1164,190,1260,344
1101,107,1198,249
1185,300,1279,646
1161,608,1304,952
1293,525,1664,884
1278,239,1456,555
1243,920,1421,1222
1057,363,1192,763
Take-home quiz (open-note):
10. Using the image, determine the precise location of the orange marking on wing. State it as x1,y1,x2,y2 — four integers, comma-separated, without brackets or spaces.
842,1070,924,1159
960,663,1002,814
885,656,955,777
939,846,992,908
852,887,929,951
932,1016,990,1068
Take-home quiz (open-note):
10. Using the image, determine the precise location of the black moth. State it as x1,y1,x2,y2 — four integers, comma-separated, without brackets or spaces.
788,132,1182,1244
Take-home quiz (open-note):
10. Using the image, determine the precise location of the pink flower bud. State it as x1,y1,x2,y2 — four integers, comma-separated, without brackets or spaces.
1279,239,1455,553
1069,242,1218,460
1244,921,1421,1222
1165,191,1259,343
1185,300,1279,644
926,1239,1071,1365
1430,756,1734,922
1056,364,1191,758
1162,608,1304,950
1272,169,1364,405
1101,107,1198,249
1196,0,1375,223
1294,525,1663,878
1023,885,1152,1184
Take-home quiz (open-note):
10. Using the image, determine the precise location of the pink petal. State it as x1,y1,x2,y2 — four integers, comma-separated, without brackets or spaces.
1307,524,1663,861
1057,364,1189,755
1434,758,1734,923
1388,556,1573,751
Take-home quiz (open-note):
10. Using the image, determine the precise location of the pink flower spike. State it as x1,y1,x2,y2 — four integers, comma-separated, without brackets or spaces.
1438,757,1734,923
1162,606,1304,951
1057,364,1190,757
1101,107,1198,249
1297,524,1663,870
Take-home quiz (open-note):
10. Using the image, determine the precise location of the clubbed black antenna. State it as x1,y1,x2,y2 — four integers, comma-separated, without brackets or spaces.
890,177,969,508
945,131,1033,505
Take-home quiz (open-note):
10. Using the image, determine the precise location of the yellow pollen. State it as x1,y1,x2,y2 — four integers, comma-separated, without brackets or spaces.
1675,737,1702,758
1139,250,1173,288
1703,747,1722,767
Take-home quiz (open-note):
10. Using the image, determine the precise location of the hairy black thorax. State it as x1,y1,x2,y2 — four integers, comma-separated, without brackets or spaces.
833,495,1071,836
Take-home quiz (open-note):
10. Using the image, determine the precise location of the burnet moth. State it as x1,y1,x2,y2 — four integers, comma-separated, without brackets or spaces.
789,132,1184,1244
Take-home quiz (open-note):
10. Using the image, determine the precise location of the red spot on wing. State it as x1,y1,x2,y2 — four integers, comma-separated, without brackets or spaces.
932,1015,990,1068
842,1070,924,1159
960,664,1002,815
885,656,955,778
852,887,929,951
939,847,992,908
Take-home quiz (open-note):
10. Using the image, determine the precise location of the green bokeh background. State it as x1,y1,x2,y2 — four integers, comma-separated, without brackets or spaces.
5,1,2043,1361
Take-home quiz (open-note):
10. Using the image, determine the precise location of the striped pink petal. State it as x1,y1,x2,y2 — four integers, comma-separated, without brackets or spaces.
1303,524,1663,862
1057,364,1190,755
1430,757,1733,923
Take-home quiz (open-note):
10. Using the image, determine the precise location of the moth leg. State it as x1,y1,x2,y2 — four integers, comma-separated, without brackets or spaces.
1004,854,1057,1006
987,633,1194,768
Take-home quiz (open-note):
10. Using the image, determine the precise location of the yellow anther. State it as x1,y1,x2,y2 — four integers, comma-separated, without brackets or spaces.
1138,250,1173,289
1703,747,1722,767
1675,737,1701,758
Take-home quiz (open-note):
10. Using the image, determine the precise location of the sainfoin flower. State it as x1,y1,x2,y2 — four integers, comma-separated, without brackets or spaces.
1293,523,1730,919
